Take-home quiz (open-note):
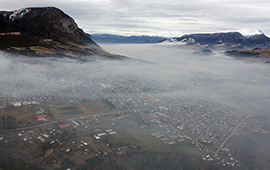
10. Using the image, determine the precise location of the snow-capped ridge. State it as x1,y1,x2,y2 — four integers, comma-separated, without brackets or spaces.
239,28,263,37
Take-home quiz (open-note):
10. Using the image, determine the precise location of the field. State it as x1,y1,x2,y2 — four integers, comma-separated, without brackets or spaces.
47,100,108,120
0,103,48,129
114,122,199,154
0,99,111,130
80,101,107,112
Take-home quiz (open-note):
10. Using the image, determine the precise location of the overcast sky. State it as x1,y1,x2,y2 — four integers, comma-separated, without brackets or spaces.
1,0,270,36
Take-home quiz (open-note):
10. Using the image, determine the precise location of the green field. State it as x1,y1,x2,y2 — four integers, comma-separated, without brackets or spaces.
46,100,108,119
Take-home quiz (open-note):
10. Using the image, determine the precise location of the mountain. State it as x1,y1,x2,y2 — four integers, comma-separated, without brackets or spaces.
238,28,264,37
161,30,270,49
91,34,167,44
0,7,125,59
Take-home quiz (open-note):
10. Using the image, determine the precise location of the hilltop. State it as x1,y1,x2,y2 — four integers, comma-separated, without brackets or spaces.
225,48,270,59
0,7,125,59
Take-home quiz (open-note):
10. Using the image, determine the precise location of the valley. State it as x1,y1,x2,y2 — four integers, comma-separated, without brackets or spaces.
0,43,270,169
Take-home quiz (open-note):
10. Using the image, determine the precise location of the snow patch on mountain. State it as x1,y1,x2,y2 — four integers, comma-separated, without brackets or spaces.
161,38,186,45
9,8,31,22
161,37,196,45
239,28,263,37
181,38,195,43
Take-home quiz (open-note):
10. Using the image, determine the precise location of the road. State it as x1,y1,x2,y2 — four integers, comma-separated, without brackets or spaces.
195,115,223,146
214,114,252,156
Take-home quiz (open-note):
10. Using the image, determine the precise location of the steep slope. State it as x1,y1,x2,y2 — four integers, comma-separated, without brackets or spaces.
242,34,270,47
0,7,124,59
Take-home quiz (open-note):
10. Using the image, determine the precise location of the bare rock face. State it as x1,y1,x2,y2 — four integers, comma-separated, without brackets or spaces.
1,7,97,45
0,7,124,59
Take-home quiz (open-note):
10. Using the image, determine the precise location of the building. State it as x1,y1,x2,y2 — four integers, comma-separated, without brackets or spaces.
60,124,70,128
37,115,45,121
11,102,22,107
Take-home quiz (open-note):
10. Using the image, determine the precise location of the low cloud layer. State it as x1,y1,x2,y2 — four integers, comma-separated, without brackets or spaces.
1,44,270,116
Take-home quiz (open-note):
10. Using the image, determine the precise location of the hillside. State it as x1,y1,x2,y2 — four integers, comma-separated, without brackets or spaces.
0,7,125,59
225,48,270,58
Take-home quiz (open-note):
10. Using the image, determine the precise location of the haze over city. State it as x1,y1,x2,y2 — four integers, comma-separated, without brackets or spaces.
1,43,270,169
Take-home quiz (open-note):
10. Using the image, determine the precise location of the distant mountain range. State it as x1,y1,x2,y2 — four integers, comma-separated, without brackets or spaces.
161,30,270,49
91,30,270,50
91,34,167,44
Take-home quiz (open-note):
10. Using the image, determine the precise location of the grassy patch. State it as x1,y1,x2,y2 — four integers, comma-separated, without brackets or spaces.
81,102,107,112
114,123,199,154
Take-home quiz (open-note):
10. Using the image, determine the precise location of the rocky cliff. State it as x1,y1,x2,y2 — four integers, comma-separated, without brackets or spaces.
0,7,125,59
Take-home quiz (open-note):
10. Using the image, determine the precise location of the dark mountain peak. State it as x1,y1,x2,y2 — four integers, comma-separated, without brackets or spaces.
0,7,97,46
0,7,126,59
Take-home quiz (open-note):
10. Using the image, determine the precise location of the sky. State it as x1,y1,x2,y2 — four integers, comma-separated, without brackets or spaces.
1,0,270,37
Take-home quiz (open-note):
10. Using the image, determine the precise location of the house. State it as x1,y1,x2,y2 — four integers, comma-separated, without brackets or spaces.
37,115,45,121
60,124,70,128
31,101,40,105
97,133,106,137
36,110,44,114
109,131,117,135
94,135,100,140
11,102,21,107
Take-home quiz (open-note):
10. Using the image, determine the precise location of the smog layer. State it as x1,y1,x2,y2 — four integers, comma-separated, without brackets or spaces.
0,44,269,169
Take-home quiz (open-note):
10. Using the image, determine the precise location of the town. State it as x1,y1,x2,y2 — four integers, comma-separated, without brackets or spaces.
0,57,269,169
1,65,268,170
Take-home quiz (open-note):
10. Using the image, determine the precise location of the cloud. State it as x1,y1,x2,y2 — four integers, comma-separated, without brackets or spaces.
1,0,270,36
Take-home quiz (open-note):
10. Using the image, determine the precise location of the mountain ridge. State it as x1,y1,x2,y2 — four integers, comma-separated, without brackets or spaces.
91,34,167,44
161,30,270,49
0,7,125,59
